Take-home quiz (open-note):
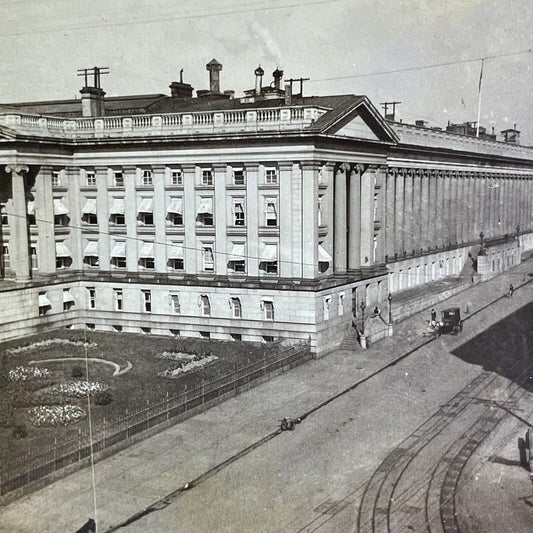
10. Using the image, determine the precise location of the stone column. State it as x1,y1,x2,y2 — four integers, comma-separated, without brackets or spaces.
374,167,387,263
442,171,451,247
456,172,464,244
245,163,259,277
394,168,404,256
290,164,303,278
420,170,430,251
124,165,139,271
412,170,421,253
279,162,293,278
301,161,319,278
182,164,196,274
334,164,348,273
435,171,445,249
152,165,167,272
96,166,110,270
385,168,395,261
347,165,361,270
213,163,227,275
5,164,31,281
403,169,413,255
321,163,335,271
35,166,56,275
428,171,437,250
360,166,375,266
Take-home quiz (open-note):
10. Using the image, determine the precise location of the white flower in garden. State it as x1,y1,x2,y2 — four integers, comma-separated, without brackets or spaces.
8,366,51,382
28,405,86,426
159,354,218,377
50,380,108,397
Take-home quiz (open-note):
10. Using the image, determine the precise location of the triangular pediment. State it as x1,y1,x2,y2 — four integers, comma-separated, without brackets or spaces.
333,114,381,140
322,97,399,143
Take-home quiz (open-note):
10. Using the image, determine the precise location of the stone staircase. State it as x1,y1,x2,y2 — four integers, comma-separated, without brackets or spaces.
339,327,361,351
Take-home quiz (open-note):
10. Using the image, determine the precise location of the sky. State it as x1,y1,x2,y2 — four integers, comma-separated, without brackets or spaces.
0,0,532,143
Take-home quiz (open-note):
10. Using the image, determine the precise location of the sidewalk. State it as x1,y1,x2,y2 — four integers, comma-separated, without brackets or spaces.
1,259,531,533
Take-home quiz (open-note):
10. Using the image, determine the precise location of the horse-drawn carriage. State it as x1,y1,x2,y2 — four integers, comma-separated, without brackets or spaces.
425,307,463,337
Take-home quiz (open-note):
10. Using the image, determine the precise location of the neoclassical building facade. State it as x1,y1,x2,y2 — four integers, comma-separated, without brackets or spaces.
0,63,532,352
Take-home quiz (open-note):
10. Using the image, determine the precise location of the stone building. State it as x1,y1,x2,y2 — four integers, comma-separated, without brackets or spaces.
0,61,532,352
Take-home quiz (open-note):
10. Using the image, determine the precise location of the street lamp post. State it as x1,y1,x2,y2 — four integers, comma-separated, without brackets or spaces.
360,300,366,336
387,292,393,325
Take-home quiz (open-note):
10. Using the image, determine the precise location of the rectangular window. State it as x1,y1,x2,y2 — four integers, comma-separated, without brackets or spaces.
0,205,7,225
83,255,99,267
88,287,96,309
233,200,245,226
139,257,155,270
114,171,124,187
114,289,123,311
171,170,183,186
202,169,213,186
169,213,183,226
318,196,323,226
338,293,345,316
265,168,278,184
265,199,278,226
233,169,245,185
30,246,38,270
56,256,70,269
51,171,60,186
231,297,242,318
111,214,125,225
324,297,331,320
202,246,214,271
228,260,246,273
170,293,180,314
83,213,98,225
139,213,154,225
39,292,50,316
142,169,153,186
86,171,96,186
54,214,69,226
63,289,74,311
168,258,184,270
260,261,278,274
200,294,211,316
263,301,274,321
142,290,152,312
111,256,127,269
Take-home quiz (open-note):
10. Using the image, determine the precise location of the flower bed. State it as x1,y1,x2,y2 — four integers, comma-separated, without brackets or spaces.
28,405,87,427
8,366,52,382
157,351,198,362
50,381,108,398
7,338,97,355
159,355,218,377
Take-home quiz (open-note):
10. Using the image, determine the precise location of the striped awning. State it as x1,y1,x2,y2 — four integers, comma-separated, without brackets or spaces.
197,197,213,215
111,241,126,258
109,198,125,215
139,242,154,258
137,198,153,213
83,241,99,257
260,243,277,261
38,294,52,307
82,198,97,215
55,242,71,257
318,244,332,262
168,243,184,259
228,243,245,261
53,199,69,216
167,198,183,215
63,291,75,304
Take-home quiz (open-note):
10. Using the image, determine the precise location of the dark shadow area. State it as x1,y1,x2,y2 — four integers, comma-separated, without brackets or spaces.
452,302,533,392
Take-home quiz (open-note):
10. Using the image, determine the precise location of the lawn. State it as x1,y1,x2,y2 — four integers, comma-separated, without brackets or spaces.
0,330,283,466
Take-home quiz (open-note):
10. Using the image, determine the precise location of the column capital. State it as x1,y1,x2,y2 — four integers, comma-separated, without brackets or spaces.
151,164,167,172
122,165,138,173
94,165,110,173
244,162,260,170
278,161,294,171
181,163,196,172
5,164,29,175
300,160,321,171
212,163,227,171
335,162,350,175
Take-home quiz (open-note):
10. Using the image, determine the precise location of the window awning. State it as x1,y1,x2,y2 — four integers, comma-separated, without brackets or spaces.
260,243,277,261
197,197,213,215
228,243,245,261
55,242,71,257
82,198,97,215
38,294,52,307
53,199,69,216
167,198,183,215
137,198,153,214
27,201,35,216
168,243,184,259
111,241,126,258
63,291,75,304
139,242,154,258
318,244,332,262
83,241,99,257
110,198,125,215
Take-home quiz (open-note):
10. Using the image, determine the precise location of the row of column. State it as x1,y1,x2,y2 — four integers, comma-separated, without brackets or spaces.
383,169,533,261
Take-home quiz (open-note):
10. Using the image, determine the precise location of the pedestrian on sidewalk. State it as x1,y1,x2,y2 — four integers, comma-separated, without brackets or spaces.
509,284,514,298
430,308,437,324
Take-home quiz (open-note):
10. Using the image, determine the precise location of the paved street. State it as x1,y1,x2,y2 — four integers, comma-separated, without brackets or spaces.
1,261,532,533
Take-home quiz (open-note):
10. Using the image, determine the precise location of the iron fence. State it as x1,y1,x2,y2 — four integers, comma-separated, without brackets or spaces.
0,341,311,496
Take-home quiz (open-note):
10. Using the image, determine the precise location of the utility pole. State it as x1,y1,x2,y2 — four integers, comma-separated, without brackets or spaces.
77,66,110,88
286,77,310,96
380,101,401,121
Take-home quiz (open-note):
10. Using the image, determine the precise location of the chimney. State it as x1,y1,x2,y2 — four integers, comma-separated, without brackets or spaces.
169,68,193,98
284,82,292,105
272,67,283,90
501,126,521,144
254,65,264,95
80,86,105,117
206,59,222,93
